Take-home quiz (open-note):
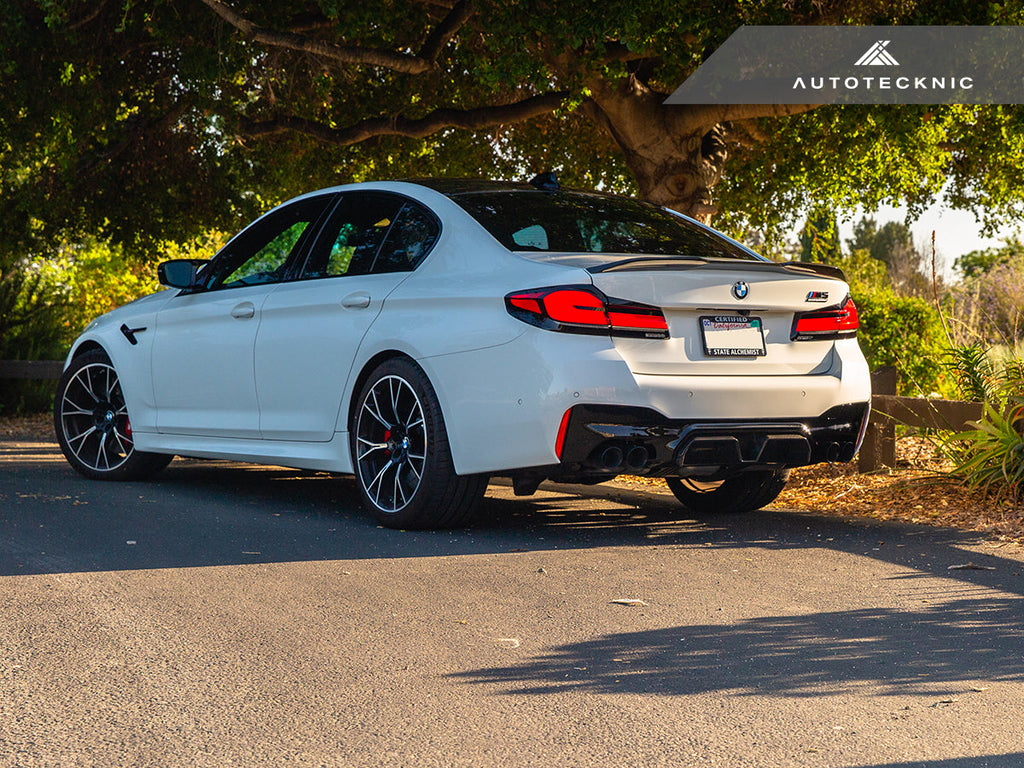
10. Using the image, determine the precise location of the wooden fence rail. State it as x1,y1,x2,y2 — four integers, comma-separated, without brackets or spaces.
0,360,987,474
856,366,983,472
0,360,64,380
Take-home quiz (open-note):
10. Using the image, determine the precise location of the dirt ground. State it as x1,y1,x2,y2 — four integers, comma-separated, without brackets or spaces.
8,412,1021,543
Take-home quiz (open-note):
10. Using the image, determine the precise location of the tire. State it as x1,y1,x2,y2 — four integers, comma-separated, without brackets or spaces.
351,358,487,529
666,469,790,515
53,349,173,481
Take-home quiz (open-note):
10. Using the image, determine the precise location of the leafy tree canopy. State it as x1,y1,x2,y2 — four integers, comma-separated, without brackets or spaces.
3,0,1024,253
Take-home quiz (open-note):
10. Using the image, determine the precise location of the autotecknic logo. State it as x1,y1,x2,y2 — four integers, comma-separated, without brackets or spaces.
854,40,899,66
790,34,973,97
664,26,1024,105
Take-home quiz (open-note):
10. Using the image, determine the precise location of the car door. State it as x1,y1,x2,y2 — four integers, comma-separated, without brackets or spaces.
254,192,440,441
150,194,335,438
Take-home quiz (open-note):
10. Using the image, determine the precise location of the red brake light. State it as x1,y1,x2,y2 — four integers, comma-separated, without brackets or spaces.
607,305,669,331
508,295,543,315
505,286,668,339
792,297,859,340
542,289,608,327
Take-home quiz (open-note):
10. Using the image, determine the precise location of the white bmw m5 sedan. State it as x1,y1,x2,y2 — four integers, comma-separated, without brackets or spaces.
55,177,871,528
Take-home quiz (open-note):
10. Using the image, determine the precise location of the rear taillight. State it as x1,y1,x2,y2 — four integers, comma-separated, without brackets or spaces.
792,296,859,340
505,286,669,339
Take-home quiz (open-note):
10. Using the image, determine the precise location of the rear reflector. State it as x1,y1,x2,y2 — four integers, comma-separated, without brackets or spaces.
792,296,859,340
555,408,573,459
505,286,669,339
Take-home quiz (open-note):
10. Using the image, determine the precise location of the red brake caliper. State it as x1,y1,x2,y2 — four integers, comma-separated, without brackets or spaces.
384,429,391,456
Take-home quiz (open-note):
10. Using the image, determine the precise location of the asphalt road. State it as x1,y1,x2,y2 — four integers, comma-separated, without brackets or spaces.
2,438,1024,768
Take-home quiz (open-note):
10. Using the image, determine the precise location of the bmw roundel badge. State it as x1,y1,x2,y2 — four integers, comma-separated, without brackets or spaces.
732,281,749,300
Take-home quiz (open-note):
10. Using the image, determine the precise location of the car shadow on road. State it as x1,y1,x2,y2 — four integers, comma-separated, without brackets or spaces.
2,449,1023,604
447,595,1024,698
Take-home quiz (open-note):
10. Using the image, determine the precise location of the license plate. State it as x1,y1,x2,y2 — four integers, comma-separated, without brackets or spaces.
700,315,766,357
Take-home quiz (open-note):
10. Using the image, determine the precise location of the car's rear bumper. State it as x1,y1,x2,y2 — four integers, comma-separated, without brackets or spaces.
422,328,871,476
556,401,871,479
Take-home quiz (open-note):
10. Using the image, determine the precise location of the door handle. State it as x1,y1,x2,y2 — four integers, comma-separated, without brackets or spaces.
231,302,255,319
341,292,371,309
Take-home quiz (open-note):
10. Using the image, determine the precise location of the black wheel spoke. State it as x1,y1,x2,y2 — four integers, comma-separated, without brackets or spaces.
61,395,92,416
364,389,392,430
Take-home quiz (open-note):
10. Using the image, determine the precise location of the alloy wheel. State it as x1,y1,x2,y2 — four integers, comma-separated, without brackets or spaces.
355,374,427,513
58,362,134,473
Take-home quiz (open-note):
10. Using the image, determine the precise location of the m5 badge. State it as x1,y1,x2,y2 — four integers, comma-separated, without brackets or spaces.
806,290,829,303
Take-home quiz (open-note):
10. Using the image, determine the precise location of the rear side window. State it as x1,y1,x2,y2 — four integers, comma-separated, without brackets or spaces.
451,191,758,261
303,193,405,279
373,202,440,273
301,193,440,278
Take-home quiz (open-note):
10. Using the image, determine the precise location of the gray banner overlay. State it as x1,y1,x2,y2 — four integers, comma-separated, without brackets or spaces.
665,26,1024,105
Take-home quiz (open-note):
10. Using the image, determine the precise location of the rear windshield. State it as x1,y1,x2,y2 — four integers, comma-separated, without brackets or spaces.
449,190,758,260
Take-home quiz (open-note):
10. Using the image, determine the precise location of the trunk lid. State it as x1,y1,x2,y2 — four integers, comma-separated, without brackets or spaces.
587,259,850,376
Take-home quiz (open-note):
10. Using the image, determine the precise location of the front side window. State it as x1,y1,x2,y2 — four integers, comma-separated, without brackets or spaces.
199,195,334,291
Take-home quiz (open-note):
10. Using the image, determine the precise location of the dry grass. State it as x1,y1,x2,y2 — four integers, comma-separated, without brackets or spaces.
617,436,1024,543
778,446,1024,543
0,412,54,440
5,413,1022,542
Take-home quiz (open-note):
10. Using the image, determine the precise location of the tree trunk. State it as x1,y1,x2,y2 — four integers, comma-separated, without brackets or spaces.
584,76,728,221
584,75,816,222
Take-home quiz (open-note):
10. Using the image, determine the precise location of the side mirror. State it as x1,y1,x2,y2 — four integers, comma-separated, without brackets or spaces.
158,259,207,289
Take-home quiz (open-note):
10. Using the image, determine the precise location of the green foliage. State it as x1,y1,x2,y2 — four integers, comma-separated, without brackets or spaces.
2,2,1024,254
818,246,946,395
951,398,1024,500
846,217,915,267
832,249,891,296
853,288,948,396
954,236,1024,278
947,243,1024,345
943,343,997,402
0,251,65,414
0,256,66,361
721,104,1024,248
942,354,1024,500
797,208,841,263
44,237,159,343
0,237,160,414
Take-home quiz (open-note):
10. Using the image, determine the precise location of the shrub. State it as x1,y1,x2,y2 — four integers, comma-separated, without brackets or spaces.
948,366,1024,500
853,288,948,396
941,347,1024,500
0,238,160,414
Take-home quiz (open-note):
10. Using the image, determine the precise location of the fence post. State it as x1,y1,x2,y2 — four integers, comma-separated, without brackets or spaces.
858,366,898,472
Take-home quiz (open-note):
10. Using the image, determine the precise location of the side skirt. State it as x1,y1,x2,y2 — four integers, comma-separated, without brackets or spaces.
132,430,355,473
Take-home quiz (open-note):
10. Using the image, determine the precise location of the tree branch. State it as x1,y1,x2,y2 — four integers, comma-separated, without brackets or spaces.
600,42,650,64
419,0,473,61
62,1,108,32
239,91,569,145
681,103,821,133
198,0,435,74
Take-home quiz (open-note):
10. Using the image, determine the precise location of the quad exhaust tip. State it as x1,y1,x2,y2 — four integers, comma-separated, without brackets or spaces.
597,442,649,472
625,445,648,472
600,445,624,469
